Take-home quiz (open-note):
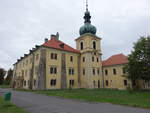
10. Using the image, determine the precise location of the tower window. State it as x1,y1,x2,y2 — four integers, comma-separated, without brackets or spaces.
93,41,96,49
80,42,83,50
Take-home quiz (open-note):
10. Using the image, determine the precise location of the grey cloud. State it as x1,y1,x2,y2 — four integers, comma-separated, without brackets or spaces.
0,0,150,70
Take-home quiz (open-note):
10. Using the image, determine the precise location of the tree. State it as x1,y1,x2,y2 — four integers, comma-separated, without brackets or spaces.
0,68,6,85
127,36,150,83
5,68,13,85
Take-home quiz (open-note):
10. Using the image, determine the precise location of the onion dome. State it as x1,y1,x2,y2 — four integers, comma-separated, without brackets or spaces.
79,7,97,35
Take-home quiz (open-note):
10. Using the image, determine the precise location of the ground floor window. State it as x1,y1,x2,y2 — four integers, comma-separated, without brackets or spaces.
24,80,26,86
50,79,56,86
69,80,74,86
106,80,108,86
28,80,30,86
93,80,96,88
124,80,127,86
98,80,100,88
34,79,36,86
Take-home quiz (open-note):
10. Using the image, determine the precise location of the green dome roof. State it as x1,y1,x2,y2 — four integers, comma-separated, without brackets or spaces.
79,10,97,36
79,23,97,35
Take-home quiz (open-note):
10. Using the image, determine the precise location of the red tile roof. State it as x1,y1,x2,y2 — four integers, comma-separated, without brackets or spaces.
102,54,128,66
42,37,80,53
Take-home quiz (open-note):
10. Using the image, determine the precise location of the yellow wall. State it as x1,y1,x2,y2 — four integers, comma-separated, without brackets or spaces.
103,64,131,89
13,49,40,89
45,48,79,89
76,33,102,89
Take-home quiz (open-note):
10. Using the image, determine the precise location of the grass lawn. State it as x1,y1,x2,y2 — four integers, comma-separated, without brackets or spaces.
0,85,10,89
0,96,28,113
16,88,150,109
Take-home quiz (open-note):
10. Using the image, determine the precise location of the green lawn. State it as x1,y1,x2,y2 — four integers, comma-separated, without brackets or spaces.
0,96,28,113
16,88,150,109
0,85,10,89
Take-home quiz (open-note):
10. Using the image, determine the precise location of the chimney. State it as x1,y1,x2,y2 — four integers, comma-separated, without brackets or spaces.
45,38,48,43
51,32,59,40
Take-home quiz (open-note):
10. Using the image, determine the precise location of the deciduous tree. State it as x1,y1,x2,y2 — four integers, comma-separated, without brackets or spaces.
127,36,150,83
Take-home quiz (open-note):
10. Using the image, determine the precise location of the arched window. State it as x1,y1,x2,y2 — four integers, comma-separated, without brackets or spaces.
80,42,83,50
93,41,96,49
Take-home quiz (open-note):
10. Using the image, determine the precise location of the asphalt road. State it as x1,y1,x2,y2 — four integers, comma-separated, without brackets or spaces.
0,88,150,113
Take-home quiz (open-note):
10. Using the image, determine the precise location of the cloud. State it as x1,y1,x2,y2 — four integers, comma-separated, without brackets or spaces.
0,0,150,70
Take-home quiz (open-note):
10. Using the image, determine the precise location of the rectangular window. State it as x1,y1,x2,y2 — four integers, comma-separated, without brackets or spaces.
69,68,74,75
93,68,95,75
97,69,100,75
97,58,99,62
92,57,94,62
105,70,108,75
30,58,33,64
69,80,74,86
83,69,85,75
26,60,28,65
70,56,73,62
24,80,26,86
34,79,36,86
124,80,127,86
51,53,57,60
106,80,108,86
83,57,85,62
28,80,30,86
50,79,56,86
122,67,126,74
50,67,57,74
113,68,116,75
36,54,39,60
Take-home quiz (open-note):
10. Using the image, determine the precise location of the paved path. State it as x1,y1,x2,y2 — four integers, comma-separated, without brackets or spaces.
0,88,150,113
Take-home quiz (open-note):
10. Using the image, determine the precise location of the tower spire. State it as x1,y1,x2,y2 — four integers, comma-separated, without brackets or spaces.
84,0,91,23
86,0,88,11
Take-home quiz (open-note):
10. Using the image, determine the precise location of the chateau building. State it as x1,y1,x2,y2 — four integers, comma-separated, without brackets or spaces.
12,3,150,90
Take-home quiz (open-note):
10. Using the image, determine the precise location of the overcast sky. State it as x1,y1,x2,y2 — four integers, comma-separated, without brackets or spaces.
0,0,150,70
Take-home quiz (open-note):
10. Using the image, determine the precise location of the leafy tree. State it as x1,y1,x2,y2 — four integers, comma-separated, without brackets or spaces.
5,68,13,85
127,36,150,83
0,68,6,85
